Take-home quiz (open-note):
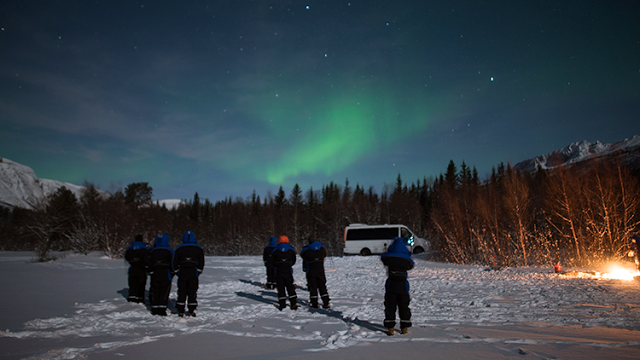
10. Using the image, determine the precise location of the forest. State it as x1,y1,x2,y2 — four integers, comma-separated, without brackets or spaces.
1,156,638,267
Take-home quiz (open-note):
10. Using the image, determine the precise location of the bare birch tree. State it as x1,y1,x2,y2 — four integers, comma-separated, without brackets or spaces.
502,166,531,265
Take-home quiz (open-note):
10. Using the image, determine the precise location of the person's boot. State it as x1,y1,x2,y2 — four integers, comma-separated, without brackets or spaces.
401,327,409,334
386,328,395,336
321,294,330,308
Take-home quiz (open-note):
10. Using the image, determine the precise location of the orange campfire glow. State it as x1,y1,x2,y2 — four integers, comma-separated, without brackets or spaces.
558,263,640,281
601,264,639,281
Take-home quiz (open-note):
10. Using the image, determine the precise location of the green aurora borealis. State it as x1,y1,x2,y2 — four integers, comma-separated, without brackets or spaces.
1,1,638,201
230,90,434,185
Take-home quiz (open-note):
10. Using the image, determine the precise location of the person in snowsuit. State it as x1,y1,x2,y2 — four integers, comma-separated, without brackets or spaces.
146,234,174,316
263,237,278,289
300,235,330,309
381,237,414,335
124,234,148,303
632,235,640,271
172,230,205,317
271,235,298,310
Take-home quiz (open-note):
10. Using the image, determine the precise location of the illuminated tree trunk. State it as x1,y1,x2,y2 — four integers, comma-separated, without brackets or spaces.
545,166,583,264
558,171,581,261
585,162,640,260
593,169,614,257
503,167,531,266
431,182,468,263
475,186,503,265
617,165,640,251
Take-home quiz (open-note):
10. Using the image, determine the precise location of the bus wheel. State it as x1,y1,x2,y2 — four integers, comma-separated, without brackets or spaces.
360,248,371,256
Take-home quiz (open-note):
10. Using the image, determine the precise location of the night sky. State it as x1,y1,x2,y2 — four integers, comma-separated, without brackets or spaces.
1,1,638,202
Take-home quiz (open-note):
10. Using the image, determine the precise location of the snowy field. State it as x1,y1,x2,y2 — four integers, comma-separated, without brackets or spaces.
1,252,639,359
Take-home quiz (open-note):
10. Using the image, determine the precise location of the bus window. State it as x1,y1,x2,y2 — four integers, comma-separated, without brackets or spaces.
346,228,397,241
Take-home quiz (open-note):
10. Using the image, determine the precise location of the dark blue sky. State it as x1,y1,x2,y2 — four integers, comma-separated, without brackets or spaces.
1,1,638,202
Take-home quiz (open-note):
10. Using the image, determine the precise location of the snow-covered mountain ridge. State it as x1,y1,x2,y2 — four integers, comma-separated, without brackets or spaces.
513,135,640,173
0,157,88,210
0,157,178,210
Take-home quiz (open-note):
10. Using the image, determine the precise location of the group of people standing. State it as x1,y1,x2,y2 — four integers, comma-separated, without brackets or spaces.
263,235,331,311
263,235,414,336
124,231,205,317
126,232,415,336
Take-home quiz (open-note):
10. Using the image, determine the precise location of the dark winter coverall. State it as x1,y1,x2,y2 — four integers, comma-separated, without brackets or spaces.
263,237,278,290
271,242,297,309
300,240,330,308
146,234,174,316
381,237,415,330
172,230,205,315
124,236,148,303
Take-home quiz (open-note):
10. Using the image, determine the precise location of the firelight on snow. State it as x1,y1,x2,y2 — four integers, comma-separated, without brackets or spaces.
601,263,639,281
558,262,640,281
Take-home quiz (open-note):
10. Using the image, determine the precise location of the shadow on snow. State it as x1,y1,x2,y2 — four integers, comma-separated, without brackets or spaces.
237,279,386,334
117,287,178,314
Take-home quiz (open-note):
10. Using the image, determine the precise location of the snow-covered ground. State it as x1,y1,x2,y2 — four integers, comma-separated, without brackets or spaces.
0,252,639,359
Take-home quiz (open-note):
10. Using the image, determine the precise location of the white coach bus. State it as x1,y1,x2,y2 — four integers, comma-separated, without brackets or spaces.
343,224,429,256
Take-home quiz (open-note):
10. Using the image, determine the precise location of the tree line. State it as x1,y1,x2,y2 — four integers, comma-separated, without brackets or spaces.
1,156,638,266
430,158,639,267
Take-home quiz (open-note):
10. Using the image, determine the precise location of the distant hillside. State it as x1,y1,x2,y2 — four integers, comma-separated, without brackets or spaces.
0,157,98,210
513,135,640,174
